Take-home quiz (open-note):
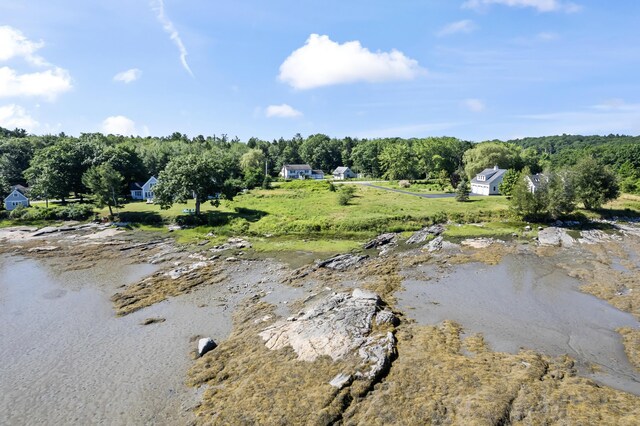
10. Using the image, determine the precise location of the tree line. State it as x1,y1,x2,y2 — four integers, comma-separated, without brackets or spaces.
1,126,638,216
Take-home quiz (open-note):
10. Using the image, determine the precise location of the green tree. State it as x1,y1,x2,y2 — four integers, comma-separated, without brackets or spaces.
379,142,417,180
82,164,124,217
498,169,520,198
436,170,450,191
240,148,266,188
463,142,523,179
572,157,620,210
337,185,356,206
455,179,470,202
509,167,548,220
546,171,576,219
154,153,239,215
0,156,10,199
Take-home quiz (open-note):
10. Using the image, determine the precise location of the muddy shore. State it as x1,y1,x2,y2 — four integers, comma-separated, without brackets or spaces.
1,222,639,424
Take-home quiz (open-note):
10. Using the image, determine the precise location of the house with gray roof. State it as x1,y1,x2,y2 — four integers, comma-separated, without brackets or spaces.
526,173,548,194
470,165,507,195
280,164,324,180
332,166,356,180
4,185,30,211
130,176,158,200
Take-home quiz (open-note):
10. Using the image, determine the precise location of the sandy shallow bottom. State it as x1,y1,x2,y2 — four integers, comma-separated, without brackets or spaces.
0,255,235,425
398,253,640,395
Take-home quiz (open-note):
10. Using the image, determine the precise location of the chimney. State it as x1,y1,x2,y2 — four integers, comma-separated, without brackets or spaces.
493,165,499,170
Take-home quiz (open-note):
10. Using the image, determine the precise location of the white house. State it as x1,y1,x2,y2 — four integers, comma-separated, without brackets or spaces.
526,174,548,193
280,164,324,180
470,166,507,195
130,176,158,200
4,185,30,211
332,166,356,180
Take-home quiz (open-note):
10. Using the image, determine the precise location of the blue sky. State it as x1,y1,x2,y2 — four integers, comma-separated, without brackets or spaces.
1,0,639,141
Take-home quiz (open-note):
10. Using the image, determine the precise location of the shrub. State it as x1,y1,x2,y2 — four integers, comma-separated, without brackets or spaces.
57,204,95,220
432,211,448,224
9,205,27,219
398,180,411,188
337,185,356,206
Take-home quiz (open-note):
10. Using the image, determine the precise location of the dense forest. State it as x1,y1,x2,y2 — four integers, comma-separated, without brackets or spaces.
1,127,639,211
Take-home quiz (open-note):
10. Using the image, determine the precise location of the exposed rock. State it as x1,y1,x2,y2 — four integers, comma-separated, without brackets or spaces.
317,253,368,270
424,236,460,253
27,246,59,253
461,238,500,249
140,317,166,325
578,229,620,244
356,332,396,380
167,225,182,232
329,373,352,389
375,310,398,326
225,257,240,262
406,224,446,244
538,227,575,247
165,261,210,279
210,238,252,253
259,290,396,379
363,233,397,250
198,338,217,357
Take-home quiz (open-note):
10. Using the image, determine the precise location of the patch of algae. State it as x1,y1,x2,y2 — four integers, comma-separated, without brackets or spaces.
187,302,377,425
618,327,640,372
343,322,640,425
111,264,227,316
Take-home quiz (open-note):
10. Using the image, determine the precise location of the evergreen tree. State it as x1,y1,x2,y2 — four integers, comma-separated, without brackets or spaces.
455,179,470,202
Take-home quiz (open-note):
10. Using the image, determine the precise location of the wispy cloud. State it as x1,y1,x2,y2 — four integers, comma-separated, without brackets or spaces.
0,26,48,66
279,34,424,90
437,20,477,37
265,104,303,118
462,98,486,112
462,0,582,13
150,0,193,77
113,68,142,83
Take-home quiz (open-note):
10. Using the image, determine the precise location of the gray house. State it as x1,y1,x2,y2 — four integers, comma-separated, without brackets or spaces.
470,166,507,195
4,185,30,211
130,176,158,200
332,166,356,180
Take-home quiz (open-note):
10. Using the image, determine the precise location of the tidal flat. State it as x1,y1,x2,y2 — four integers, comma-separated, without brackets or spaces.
1,222,639,424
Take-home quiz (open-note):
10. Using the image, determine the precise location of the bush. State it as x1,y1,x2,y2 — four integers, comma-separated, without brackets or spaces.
398,180,411,188
431,211,448,224
57,204,95,220
9,205,27,219
337,185,356,206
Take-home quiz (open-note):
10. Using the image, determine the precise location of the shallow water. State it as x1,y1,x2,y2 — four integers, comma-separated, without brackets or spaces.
398,253,640,395
0,255,230,425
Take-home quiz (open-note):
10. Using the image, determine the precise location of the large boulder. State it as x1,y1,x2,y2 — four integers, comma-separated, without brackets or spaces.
259,289,397,381
537,227,575,247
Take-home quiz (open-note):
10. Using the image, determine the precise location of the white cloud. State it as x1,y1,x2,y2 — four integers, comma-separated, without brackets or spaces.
462,0,581,13
437,20,477,37
0,26,47,66
102,115,137,135
462,98,486,112
0,104,38,130
278,34,424,90
150,0,193,77
0,26,73,101
0,66,72,100
265,104,303,118
113,68,142,83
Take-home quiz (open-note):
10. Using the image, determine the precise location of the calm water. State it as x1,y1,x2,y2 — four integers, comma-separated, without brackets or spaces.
0,255,223,425
398,253,640,395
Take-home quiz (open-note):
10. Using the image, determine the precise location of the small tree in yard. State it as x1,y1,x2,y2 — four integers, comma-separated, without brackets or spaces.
82,163,124,217
499,169,520,198
509,167,548,220
455,179,469,202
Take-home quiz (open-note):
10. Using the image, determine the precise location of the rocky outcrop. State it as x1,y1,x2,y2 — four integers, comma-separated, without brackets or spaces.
259,289,397,384
317,254,369,270
406,224,446,244
461,238,502,249
363,233,397,250
537,227,575,247
423,236,460,253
